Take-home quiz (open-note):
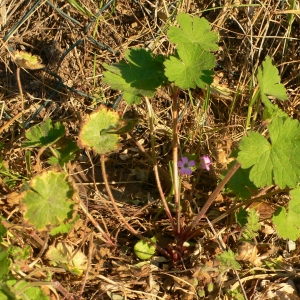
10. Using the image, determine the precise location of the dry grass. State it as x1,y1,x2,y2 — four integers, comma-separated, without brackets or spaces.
1,0,300,299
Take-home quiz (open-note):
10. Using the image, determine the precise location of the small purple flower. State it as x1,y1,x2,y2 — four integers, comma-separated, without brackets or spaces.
201,155,211,171
178,157,195,175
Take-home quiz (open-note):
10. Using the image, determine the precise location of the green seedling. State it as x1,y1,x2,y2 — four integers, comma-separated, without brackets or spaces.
217,249,241,273
8,12,300,286
22,119,79,168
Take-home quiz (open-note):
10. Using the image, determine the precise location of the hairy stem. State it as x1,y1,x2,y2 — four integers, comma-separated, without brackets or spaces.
183,162,241,240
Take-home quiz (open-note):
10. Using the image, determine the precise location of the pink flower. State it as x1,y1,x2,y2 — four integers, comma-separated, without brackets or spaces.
201,155,211,171
178,157,195,175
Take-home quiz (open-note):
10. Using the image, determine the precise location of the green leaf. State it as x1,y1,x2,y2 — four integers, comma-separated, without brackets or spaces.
224,158,258,199
272,186,300,241
243,208,260,240
22,119,65,148
50,215,80,235
46,242,87,276
263,105,288,122
48,139,79,167
235,208,248,227
0,218,7,242
0,249,11,280
237,116,300,188
246,209,260,232
0,282,16,300
167,13,218,51
134,236,156,260
227,289,245,300
257,56,288,108
66,0,93,17
8,245,30,261
217,249,241,271
21,171,78,231
103,48,166,105
164,44,215,89
78,107,122,154
13,281,49,300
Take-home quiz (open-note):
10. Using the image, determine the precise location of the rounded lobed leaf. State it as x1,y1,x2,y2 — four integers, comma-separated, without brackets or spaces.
237,116,300,189
103,48,166,105
134,236,157,260
78,107,122,154
21,170,78,231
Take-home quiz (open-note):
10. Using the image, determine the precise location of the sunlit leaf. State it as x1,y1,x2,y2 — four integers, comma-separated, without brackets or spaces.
21,171,78,231
237,116,300,188
78,106,122,154
134,236,156,260
22,119,65,148
167,12,218,51
164,43,215,89
103,48,166,104
272,186,300,241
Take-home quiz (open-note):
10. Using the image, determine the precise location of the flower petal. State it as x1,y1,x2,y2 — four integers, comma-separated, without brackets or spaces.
181,157,189,164
201,155,211,171
184,168,192,175
188,160,196,167
178,161,184,168
179,167,186,175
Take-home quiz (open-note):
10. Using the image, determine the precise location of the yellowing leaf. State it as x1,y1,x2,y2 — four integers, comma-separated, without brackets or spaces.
78,107,122,154
21,171,78,231
13,50,44,70
46,242,87,276
134,236,156,260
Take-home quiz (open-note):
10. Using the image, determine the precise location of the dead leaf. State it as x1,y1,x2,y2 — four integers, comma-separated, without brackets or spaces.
236,241,261,266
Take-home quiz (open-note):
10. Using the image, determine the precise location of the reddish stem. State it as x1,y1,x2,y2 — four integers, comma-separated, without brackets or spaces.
182,162,241,240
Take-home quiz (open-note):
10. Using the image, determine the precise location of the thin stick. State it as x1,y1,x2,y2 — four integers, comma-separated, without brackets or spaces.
171,87,181,235
16,67,25,133
145,97,175,230
79,200,115,246
0,111,23,134
79,232,94,296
